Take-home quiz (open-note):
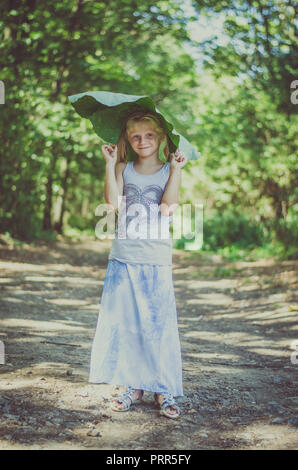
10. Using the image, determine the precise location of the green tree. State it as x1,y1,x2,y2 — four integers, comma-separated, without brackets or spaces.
0,0,196,239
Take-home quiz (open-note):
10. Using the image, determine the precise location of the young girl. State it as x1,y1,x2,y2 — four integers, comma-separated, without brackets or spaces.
89,109,187,419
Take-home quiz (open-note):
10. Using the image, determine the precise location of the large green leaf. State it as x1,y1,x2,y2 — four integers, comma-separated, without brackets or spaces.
68,90,201,161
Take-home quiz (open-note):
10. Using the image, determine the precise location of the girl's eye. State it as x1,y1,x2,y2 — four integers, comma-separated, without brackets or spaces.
131,133,154,139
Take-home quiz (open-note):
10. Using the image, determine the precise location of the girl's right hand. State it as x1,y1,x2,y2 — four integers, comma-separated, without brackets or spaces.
101,144,117,165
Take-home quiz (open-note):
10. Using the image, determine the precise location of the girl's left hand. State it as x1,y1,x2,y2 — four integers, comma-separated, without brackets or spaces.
170,149,188,169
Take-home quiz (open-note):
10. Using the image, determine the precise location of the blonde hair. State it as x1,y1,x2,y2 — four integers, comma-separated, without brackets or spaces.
116,109,171,163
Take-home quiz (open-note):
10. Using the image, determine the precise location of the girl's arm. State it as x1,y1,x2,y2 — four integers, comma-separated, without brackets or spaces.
160,167,181,216
102,144,124,210
104,162,126,210
160,150,187,216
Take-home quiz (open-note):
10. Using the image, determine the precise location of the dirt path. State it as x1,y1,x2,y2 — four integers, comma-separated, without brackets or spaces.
0,236,297,450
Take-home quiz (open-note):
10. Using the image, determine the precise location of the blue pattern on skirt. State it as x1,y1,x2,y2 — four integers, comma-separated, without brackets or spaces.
89,259,184,397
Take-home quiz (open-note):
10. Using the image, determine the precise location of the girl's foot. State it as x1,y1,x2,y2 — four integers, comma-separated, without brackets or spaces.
154,392,181,419
110,387,144,412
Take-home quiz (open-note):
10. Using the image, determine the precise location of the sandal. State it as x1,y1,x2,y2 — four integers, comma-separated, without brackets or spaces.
154,392,181,419
110,386,144,412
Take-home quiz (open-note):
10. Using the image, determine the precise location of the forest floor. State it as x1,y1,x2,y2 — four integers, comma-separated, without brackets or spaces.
0,235,297,450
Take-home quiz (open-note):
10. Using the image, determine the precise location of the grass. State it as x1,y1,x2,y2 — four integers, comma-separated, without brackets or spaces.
63,226,96,241
177,241,297,262
1,227,296,262
212,267,242,277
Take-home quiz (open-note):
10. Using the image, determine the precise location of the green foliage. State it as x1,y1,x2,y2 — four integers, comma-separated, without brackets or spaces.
174,210,266,258
0,0,296,258
202,211,266,250
192,0,297,115
0,0,195,240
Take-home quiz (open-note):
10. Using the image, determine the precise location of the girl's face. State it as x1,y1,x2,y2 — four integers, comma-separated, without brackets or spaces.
127,121,164,159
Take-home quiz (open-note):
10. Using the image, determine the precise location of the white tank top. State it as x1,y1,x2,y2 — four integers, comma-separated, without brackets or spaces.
108,161,173,265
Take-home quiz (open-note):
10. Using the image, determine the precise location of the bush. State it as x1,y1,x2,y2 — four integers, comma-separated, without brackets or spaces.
202,211,265,250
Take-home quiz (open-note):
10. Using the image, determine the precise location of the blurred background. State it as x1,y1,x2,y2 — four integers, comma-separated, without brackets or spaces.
0,0,297,261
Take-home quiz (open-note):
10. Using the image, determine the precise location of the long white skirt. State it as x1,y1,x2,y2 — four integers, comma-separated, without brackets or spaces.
89,258,184,397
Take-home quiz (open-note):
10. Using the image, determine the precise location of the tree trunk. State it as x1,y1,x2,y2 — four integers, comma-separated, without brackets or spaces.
42,149,58,231
55,152,72,234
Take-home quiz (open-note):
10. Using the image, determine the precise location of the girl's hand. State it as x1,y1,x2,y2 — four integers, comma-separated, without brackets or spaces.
170,149,188,170
101,144,117,165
